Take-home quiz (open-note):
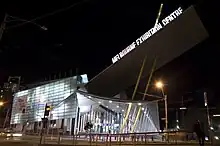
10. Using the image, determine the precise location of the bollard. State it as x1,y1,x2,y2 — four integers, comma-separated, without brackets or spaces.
167,133,170,143
58,133,61,144
72,134,75,145
109,134,112,146
145,134,147,144
96,134,98,146
76,134,78,145
89,134,92,146
40,129,43,144
43,134,46,144
106,134,108,146
134,134,136,146
175,132,177,144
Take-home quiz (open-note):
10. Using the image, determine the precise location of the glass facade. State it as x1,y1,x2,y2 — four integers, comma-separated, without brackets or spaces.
10,75,88,132
10,74,160,134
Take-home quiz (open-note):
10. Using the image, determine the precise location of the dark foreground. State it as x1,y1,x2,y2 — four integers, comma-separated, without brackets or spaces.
0,141,218,146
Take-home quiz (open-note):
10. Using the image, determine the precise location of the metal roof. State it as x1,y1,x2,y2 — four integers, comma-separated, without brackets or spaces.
85,6,209,97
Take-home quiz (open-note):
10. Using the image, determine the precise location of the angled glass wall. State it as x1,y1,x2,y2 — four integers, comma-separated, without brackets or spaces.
75,90,160,134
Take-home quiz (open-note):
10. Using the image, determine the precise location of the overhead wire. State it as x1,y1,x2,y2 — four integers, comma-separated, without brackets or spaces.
6,0,89,29
6,15,47,30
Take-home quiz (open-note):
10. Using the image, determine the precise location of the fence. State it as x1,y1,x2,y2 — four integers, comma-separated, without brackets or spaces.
12,131,213,145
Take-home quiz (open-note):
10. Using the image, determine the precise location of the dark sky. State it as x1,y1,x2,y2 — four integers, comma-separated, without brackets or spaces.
0,0,219,105
0,0,195,82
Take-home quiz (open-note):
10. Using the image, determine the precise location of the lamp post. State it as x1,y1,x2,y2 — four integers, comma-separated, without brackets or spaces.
156,81,168,132
204,92,213,143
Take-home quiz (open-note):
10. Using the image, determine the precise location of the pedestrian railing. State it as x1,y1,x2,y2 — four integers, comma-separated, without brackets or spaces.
15,130,214,145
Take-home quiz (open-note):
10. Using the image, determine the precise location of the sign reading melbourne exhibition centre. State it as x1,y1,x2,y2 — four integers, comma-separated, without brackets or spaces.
112,7,183,64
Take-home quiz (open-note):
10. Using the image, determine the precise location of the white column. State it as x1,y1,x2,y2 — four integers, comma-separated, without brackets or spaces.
69,118,72,135
79,116,83,132
82,114,86,132
56,119,62,128
95,111,98,132
66,118,70,132
77,114,81,133
74,107,80,134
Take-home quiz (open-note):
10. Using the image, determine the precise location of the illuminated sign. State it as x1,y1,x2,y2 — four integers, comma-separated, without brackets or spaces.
112,7,183,64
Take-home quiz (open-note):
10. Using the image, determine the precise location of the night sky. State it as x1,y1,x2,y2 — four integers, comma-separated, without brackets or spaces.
0,0,219,105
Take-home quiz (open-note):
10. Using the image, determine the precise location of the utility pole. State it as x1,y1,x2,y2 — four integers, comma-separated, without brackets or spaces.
204,92,214,144
204,92,211,126
164,95,168,131
176,109,179,129
0,13,8,42
181,96,185,129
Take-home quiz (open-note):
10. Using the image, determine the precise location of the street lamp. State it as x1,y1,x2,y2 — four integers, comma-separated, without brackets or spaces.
156,81,164,89
155,81,168,132
156,81,165,97
0,101,4,106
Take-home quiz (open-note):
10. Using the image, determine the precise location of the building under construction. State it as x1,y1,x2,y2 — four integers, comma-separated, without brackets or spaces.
10,5,208,134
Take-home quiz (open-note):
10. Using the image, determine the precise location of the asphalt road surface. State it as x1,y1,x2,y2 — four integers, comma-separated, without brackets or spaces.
0,135,219,146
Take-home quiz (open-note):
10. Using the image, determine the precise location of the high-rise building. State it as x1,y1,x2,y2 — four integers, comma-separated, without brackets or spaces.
0,84,13,128
0,76,21,129
0,87,5,128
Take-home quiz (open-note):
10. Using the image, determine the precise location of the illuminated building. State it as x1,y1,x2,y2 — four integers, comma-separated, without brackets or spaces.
10,75,160,134
10,6,208,134
84,6,208,132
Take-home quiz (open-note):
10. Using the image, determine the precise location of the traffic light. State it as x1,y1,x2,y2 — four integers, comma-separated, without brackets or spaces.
44,104,51,117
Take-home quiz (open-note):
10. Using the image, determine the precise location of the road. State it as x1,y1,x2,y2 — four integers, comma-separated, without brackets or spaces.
0,135,219,145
